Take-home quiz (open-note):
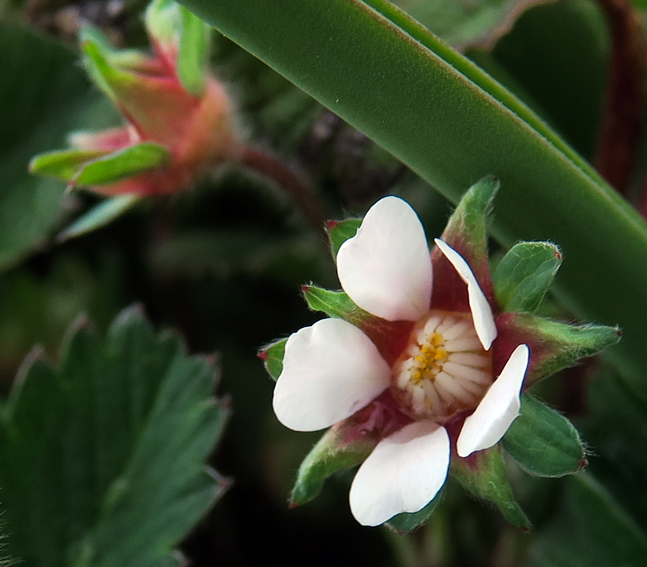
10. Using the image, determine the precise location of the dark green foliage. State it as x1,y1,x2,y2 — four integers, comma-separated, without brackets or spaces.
0,307,229,567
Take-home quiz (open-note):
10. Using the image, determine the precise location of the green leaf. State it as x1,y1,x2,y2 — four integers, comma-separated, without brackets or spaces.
391,0,554,49
178,4,211,95
489,0,608,159
0,24,115,269
386,493,442,533
73,143,170,186
260,337,287,381
493,241,562,312
503,394,586,477
58,195,142,242
529,475,647,567
451,445,530,529
175,0,647,400
327,218,361,257
581,368,647,527
0,306,229,567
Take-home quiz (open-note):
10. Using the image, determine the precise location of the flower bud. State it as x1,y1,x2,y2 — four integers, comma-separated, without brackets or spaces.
30,0,239,197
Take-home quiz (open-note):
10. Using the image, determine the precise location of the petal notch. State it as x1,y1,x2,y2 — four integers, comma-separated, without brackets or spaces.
337,197,432,322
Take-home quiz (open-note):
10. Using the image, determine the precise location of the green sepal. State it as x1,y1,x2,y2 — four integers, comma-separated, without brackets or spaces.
497,313,621,388
290,420,377,506
145,0,211,96
302,285,371,326
451,444,530,529
493,241,562,313
81,28,199,142
439,175,499,269
177,5,211,95
81,30,141,104
503,394,586,478
326,218,361,257
302,285,414,366
29,144,168,187
79,26,149,73
73,143,170,187
29,148,109,181
58,195,142,242
259,338,287,381
385,492,442,533
145,0,179,47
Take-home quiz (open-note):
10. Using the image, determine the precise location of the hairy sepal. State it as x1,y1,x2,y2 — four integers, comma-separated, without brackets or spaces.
327,218,362,258
291,393,411,506
432,176,499,311
451,444,530,530
494,313,621,387
503,394,586,478
302,286,413,366
259,338,287,381
493,241,563,313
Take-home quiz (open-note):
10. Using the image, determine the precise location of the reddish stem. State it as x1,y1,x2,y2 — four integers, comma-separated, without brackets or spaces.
241,146,327,240
594,0,646,195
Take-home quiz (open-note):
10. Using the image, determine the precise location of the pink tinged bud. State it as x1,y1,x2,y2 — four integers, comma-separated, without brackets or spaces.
60,21,240,197
69,127,139,152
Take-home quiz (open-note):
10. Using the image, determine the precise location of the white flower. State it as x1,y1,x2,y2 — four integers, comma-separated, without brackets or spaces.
272,196,530,527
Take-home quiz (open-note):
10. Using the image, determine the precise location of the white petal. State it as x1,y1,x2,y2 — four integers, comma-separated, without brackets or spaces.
337,196,432,321
434,239,497,350
273,318,390,432
349,421,450,526
456,344,530,457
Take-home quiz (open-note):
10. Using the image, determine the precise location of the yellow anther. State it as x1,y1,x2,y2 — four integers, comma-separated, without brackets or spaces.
434,349,447,360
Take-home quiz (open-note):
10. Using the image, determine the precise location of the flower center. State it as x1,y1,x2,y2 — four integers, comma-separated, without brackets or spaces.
390,310,493,422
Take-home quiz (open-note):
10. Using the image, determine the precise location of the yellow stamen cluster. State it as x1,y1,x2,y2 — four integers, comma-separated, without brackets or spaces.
410,333,447,384
391,310,493,422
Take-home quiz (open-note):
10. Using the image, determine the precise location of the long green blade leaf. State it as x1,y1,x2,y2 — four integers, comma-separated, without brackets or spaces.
177,0,647,397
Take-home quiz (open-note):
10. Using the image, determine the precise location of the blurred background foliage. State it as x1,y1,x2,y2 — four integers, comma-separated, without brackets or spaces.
1,0,647,566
